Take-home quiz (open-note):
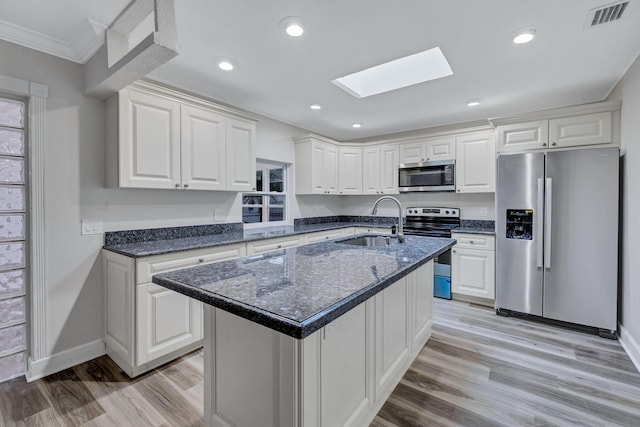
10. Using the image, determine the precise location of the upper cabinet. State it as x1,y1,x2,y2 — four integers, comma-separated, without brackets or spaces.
399,137,455,164
362,144,399,195
338,146,363,195
294,136,340,195
497,111,614,153
455,131,496,193
106,81,257,191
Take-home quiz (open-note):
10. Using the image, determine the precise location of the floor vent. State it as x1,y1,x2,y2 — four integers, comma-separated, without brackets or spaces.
586,1,629,27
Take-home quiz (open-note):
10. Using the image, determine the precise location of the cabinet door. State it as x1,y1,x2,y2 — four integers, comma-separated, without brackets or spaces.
497,121,549,152
425,137,455,161
362,146,381,195
452,247,495,299
226,118,256,191
338,147,363,194
137,283,203,364
320,304,371,427
549,112,612,148
309,141,328,194
119,88,180,189
180,105,226,190
380,144,399,194
375,277,410,398
399,141,425,164
456,131,496,193
325,144,340,194
410,260,433,352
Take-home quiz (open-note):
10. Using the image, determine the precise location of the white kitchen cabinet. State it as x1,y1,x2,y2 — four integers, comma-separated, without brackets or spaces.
106,81,257,191
180,105,226,190
363,145,399,195
294,136,340,195
399,137,455,164
103,243,246,377
455,131,496,193
339,146,363,195
409,259,433,351
117,86,181,189
451,233,495,302
304,228,352,244
497,112,612,152
374,276,410,398
246,235,303,255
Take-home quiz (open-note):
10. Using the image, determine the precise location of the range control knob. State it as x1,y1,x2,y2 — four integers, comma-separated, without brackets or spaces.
445,210,450,214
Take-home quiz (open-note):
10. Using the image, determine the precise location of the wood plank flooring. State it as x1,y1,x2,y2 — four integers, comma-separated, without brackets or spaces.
1,299,639,426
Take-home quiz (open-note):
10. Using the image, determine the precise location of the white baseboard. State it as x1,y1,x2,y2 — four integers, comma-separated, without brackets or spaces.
619,324,640,374
25,339,105,382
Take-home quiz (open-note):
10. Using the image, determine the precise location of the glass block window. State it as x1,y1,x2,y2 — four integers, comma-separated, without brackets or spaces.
0,97,26,383
242,161,288,225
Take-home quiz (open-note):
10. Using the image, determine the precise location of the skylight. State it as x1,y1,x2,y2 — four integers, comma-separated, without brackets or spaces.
331,47,453,98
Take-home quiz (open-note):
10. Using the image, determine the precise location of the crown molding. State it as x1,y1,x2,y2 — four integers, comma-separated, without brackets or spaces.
0,18,105,64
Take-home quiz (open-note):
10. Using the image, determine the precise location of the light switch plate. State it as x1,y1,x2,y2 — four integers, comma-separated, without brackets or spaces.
81,219,103,235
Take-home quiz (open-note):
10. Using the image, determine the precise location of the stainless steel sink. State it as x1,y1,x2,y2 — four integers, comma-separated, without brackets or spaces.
336,235,395,247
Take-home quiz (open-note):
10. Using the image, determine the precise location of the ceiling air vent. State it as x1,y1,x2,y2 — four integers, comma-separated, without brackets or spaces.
586,1,629,27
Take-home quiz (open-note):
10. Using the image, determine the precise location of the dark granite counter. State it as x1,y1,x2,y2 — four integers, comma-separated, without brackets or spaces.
453,219,495,235
103,218,396,258
151,235,454,338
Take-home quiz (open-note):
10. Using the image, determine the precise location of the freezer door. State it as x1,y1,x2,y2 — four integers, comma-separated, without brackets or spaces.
496,152,545,315
543,148,619,330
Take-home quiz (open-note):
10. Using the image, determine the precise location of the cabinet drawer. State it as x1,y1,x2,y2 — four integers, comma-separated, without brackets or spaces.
451,233,495,250
137,243,246,283
246,236,303,255
304,228,350,244
354,226,392,234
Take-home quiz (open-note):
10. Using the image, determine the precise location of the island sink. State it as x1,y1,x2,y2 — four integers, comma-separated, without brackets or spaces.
335,234,396,247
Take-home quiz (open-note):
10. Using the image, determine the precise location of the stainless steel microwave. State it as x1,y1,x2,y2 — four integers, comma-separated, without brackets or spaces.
398,160,455,192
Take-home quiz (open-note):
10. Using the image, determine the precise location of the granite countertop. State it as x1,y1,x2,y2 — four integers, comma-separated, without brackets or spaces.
453,220,495,235
103,220,395,258
151,235,454,339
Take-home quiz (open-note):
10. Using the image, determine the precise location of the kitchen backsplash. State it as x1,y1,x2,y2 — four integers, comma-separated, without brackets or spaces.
104,223,244,246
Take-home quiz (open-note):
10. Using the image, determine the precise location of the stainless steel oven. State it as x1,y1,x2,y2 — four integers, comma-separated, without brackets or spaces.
404,207,460,299
398,160,455,192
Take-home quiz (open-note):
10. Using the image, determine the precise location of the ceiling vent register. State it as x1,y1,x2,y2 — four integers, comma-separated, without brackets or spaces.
586,1,629,27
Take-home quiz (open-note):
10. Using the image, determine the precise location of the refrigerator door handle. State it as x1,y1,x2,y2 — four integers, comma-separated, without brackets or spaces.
537,178,544,268
544,178,553,269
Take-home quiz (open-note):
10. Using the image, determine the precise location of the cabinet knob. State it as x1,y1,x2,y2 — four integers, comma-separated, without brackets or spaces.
175,183,180,188
325,236,329,239
551,142,557,146
252,187,256,191
277,244,282,248
198,258,204,263
542,143,547,147
340,191,343,194
470,240,474,244
453,250,456,253
457,189,461,192
426,157,430,161
421,158,425,162
184,184,189,188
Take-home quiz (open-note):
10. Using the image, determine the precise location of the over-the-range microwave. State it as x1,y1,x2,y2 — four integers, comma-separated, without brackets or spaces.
398,159,455,192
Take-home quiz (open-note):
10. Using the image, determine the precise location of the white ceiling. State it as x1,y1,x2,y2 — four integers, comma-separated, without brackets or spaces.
1,0,640,140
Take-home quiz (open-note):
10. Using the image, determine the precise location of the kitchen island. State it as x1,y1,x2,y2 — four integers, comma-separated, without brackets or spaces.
152,235,454,427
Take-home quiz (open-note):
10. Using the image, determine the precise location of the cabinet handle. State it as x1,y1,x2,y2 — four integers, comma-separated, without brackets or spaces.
198,258,204,263
277,244,282,248
174,183,180,188
542,143,547,147
184,184,189,188
551,142,557,146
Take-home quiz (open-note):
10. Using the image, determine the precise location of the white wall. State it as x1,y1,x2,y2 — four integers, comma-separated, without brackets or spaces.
610,53,640,365
341,193,495,220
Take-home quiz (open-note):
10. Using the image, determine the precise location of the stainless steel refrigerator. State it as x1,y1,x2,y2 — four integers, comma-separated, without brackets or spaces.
496,147,619,335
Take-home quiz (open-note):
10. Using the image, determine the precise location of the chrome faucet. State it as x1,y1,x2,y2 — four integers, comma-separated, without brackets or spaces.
371,196,405,243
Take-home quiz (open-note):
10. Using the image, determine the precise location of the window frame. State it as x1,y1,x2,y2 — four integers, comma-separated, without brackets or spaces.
242,161,289,228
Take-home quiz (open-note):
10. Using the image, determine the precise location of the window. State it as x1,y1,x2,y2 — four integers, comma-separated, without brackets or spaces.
242,161,287,225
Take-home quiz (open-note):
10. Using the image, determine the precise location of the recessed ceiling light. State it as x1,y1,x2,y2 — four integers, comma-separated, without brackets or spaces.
216,57,238,71
352,123,362,129
280,17,305,37
331,47,453,98
513,29,536,44
310,104,322,110
467,99,480,107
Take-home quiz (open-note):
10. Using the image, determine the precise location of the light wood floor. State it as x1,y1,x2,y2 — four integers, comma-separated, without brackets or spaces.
1,300,639,426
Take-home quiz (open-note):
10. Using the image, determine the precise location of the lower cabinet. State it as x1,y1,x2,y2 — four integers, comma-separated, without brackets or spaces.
451,233,495,302
204,261,433,427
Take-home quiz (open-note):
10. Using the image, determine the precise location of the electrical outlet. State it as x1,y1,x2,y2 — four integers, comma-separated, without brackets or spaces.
480,208,488,218
81,219,103,235
214,210,225,221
